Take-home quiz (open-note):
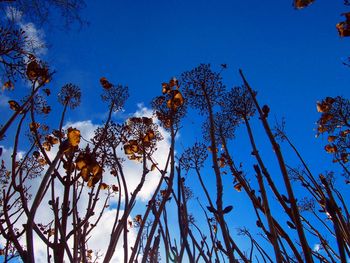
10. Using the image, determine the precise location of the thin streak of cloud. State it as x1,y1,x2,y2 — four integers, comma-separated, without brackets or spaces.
20,22,47,56
5,6,47,57
5,6,22,22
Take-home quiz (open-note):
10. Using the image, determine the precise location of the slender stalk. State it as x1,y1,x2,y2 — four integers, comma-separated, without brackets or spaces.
0,80,45,139
140,124,176,263
239,69,313,263
26,150,63,263
255,164,283,263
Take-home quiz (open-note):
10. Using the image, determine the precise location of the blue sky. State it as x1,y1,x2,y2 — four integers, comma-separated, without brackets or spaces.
40,0,349,170
45,0,349,133
1,0,350,261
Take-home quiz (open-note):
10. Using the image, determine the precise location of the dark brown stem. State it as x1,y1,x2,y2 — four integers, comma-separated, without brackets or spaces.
26,150,63,263
202,83,247,263
0,80,45,139
239,69,313,263
140,124,176,263
255,164,283,263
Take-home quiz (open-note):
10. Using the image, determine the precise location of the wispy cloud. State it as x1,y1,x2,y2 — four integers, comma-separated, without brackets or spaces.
20,22,46,56
5,6,22,22
5,6,47,57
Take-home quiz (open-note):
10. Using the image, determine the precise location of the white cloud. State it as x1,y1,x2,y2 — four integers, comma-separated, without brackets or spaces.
5,6,47,57
313,243,321,252
0,146,55,261
20,22,47,56
5,6,23,22
64,120,99,143
134,103,149,117
88,209,137,262
0,105,171,262
30,208,138,263
0,145,25,167
0,143,128,262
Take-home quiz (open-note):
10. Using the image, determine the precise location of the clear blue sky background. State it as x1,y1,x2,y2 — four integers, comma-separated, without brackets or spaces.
42,0,349,173
1,0,350,261
45,0,349,142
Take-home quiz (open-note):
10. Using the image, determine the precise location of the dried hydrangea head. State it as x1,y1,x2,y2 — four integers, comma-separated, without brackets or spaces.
58,83,81,109
100,80,129,112
152,78,186,130
180,64,225,114
122,116,163,161
221,86,256,121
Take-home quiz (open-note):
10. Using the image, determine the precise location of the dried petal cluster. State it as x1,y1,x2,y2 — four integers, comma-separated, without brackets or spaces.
336,12,350,37
316,97,337,134
123,117,162,161
75,148,103,187
162,78,184,111
26,60,50,84
8,100,20,112
153,78,186,129
43,135,59,151
100,77,113,89
2,81,14,91
316,96,350,164
56,127,81,154
293,0,315,9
